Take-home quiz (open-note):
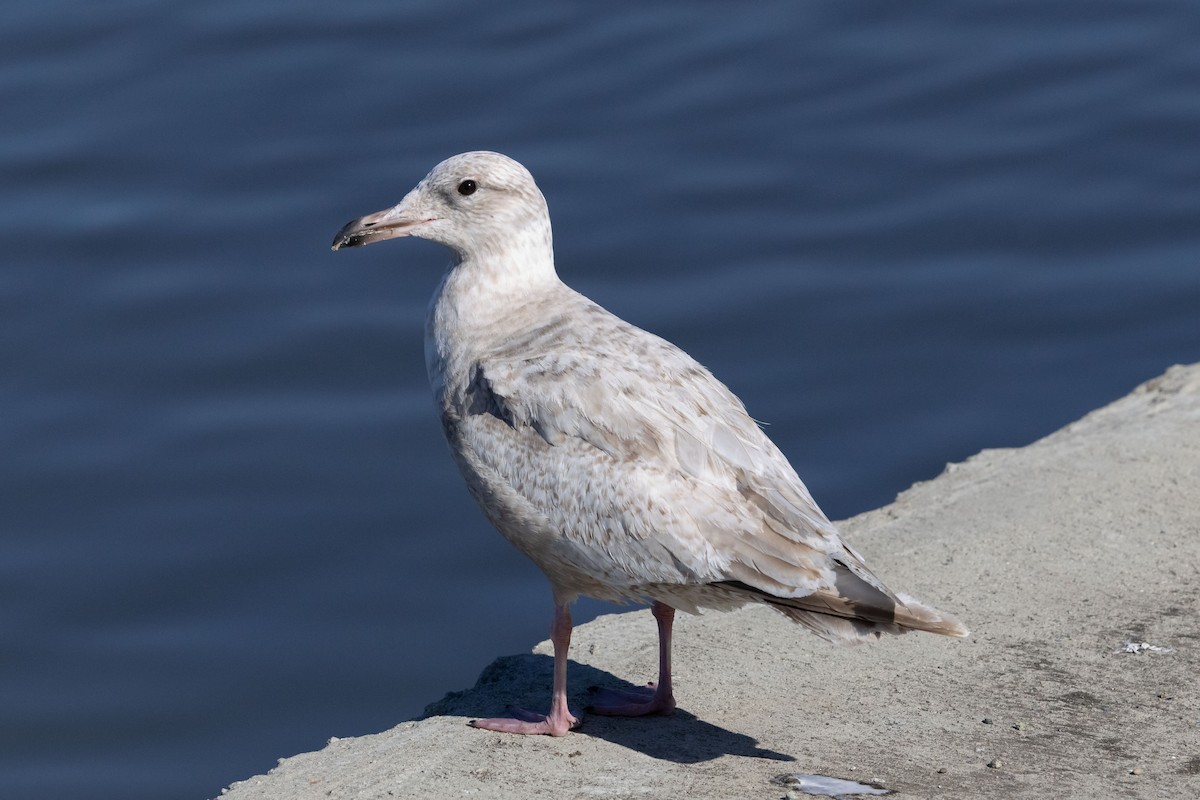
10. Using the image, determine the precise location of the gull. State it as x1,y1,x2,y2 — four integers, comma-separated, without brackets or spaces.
332,151,967,736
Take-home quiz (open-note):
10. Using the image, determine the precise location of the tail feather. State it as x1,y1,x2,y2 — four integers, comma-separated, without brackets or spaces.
892,591,970,637
717,574,969,644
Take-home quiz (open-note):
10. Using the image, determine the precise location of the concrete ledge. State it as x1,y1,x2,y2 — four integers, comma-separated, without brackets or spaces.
218,364,1200,799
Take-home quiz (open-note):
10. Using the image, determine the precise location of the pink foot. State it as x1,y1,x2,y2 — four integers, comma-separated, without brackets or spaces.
470,601,583,736
587,682,676,717
470,705,581,736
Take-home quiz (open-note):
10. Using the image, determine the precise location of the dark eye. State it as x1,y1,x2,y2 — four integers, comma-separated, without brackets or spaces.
457,179,477,196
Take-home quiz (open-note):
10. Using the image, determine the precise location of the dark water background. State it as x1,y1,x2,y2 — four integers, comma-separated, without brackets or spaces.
2,1,1198,797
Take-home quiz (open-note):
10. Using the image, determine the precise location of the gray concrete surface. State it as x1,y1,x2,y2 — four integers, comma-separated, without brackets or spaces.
217,364,1200,799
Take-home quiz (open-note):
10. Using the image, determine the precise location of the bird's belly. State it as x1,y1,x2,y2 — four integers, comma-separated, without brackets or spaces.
440,411,701,600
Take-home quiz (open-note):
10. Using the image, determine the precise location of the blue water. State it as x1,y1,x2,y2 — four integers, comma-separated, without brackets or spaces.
2,1,1198,797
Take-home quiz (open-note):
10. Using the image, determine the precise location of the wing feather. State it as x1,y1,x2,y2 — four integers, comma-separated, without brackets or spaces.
469,298,850,601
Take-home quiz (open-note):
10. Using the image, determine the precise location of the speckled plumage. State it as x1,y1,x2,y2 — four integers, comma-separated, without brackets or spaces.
333,152,966,734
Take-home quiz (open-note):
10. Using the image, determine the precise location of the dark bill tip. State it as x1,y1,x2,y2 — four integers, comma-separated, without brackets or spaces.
331,218,372,251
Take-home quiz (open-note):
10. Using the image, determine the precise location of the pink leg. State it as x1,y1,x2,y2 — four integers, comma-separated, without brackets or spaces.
589,601,677,716
470,601,581,736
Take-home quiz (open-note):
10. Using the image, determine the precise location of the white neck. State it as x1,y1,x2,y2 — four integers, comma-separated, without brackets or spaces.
425,242,566,396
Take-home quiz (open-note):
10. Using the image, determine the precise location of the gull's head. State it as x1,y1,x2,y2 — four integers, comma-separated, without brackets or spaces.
331,151,552,264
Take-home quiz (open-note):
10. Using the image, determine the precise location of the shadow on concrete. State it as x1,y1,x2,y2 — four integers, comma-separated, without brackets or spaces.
419,653,794,764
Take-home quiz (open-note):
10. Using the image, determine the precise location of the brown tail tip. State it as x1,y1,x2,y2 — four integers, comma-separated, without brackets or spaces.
895,592,970,637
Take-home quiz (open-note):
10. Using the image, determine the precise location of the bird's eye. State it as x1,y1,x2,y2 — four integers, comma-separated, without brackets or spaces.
457,180,477,196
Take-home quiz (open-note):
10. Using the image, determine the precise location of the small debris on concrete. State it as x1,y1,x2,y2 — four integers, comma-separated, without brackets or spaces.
772,773,890,797
987,759,1004,769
